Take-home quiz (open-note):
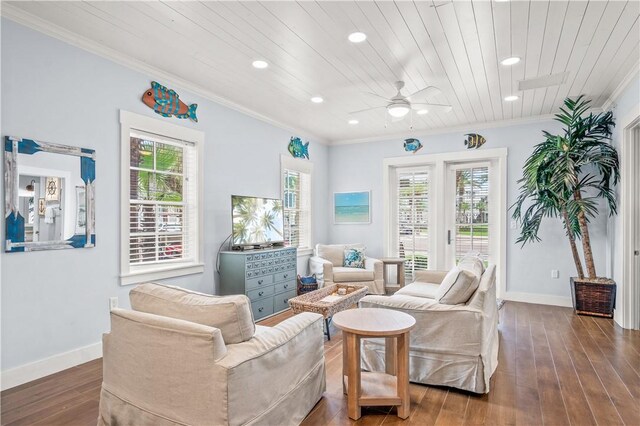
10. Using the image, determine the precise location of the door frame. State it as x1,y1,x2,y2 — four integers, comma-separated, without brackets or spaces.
383,148,508,298
617,107,640,329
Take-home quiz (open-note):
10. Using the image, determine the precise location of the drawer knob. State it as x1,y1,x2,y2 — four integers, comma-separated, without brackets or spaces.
284,284,288,289
258,307,264,312
258,280,263,284
259,291,264,296
284,274,288,278
284,299,289,303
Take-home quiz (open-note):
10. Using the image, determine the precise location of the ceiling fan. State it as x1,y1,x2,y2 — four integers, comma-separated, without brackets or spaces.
350,80,452,121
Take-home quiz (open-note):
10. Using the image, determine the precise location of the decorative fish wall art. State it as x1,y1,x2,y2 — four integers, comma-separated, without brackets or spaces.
404,138,423,154
142,81,198,122
464,133,486,149
288,137,310,159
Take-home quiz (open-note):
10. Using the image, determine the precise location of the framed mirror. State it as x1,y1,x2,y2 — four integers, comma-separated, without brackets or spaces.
4,136,95,252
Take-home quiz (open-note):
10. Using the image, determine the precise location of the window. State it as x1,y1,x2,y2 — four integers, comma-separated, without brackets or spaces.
395,168,430,280
281,155,312,253
120,111,203,285
453,166,490,265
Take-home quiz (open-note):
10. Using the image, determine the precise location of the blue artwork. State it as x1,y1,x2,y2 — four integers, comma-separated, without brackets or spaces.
334,191,371,224
4,136,96,252
288,137,310,159
142,81,198,122
404,138,423,154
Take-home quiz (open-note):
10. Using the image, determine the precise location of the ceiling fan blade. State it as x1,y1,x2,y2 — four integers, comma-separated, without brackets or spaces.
349,106,387,115
363,92,392,102
411,103,453,113
407,86,441,100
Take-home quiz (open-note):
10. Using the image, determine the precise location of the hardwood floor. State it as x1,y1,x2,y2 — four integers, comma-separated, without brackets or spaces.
2,302,639,425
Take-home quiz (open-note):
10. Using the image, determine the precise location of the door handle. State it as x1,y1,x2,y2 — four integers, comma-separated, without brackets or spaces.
447,230,451,245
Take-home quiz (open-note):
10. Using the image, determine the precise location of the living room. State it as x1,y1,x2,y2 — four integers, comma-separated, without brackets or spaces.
1,1,639,425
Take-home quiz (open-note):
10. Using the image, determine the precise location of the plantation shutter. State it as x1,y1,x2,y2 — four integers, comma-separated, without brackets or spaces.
396,168,430,280
128,129,198,266
283,168,311,250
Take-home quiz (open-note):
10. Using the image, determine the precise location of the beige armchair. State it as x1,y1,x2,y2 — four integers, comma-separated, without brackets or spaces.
309,243,385,294
359,262,499,394
98,283,326,426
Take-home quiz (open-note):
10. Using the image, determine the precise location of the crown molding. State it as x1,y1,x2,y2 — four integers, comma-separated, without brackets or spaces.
601,62,640,112
0,4,330,145
329,113,559,146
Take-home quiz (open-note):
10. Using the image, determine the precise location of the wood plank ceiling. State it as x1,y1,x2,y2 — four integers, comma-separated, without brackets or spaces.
5,1,639,143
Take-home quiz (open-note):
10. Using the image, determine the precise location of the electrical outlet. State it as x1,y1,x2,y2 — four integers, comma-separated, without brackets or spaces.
109,297,118,311
551,270,559,279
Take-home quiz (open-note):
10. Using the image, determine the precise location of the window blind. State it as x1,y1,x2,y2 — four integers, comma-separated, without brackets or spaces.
283,168,311,249
396,169,430,280
128,129,198,267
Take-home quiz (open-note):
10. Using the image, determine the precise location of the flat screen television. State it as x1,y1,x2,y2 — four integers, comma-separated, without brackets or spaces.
231,195,285,248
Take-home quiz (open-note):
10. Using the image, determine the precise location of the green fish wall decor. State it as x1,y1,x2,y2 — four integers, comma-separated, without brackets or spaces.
464,133,486,149
142,81,198,122
288,137,310,159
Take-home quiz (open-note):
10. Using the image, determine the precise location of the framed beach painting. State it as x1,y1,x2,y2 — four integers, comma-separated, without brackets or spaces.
334,191,371,224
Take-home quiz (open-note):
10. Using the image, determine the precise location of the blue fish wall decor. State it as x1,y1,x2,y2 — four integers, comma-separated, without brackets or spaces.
288,137,310,159
404,138,423,154
142,81,198,122
464,133,486,149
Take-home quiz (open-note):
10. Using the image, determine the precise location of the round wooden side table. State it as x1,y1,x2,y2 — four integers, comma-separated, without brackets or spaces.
333,308,416,420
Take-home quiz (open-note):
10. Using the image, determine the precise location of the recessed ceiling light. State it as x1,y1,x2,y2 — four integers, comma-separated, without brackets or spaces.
252,60,268,69
500,56,520,66
310,96,324,103
348,119,359,125
417,109,428,115
504,95,519,102
495,0,510,2
348,32,367,43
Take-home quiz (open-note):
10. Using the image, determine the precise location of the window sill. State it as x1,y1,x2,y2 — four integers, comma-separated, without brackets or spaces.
297,248,314,257
120,263,205,286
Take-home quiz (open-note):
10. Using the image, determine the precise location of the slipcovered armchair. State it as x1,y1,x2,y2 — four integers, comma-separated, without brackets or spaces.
309,243,385,294
98,284,326,426
359,262,499,394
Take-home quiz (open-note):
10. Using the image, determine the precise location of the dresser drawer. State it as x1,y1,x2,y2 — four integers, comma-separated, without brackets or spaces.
274,290,297,313
247,285,275,301
246,275,274,290
275,270,295,283
252,297,274,320
274,280,295,294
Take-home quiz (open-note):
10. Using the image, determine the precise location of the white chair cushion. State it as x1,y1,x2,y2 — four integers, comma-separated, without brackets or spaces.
435,267,479,305
395,282,440,299
332,266,375,282
130,283,255,344
458,255,485,280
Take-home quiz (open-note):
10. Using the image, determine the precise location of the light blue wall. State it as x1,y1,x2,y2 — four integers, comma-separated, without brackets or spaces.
327,120,610,298
0,19,329,371
608,72,640,305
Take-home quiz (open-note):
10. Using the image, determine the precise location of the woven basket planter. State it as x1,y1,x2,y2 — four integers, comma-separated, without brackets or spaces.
570,277,616,318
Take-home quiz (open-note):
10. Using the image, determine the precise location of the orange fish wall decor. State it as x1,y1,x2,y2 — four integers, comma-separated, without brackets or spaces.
142,81,198,122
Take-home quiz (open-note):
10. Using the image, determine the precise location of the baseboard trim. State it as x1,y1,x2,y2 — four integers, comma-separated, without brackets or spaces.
503,291,573,308
1,341,102,391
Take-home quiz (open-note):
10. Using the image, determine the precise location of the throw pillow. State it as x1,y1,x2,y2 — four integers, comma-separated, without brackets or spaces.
343,248,365,269
435,267,479,305
458,255,485,280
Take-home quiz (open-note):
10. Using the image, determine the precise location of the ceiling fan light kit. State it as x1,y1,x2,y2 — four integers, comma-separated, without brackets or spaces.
349,80,452,126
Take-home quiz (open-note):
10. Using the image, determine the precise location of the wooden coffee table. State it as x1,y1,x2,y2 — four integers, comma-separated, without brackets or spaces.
333,308,416,420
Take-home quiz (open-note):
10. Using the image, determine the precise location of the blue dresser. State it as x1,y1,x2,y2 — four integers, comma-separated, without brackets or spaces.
219,247,297,320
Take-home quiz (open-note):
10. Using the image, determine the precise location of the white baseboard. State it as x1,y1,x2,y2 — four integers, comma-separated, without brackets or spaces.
503,291,573,308
1,341,102,391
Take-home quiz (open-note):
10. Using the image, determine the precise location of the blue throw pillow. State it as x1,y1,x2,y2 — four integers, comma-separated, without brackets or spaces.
343,248,365,269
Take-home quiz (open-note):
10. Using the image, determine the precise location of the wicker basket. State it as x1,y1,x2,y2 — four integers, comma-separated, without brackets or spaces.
297,274,318,295
570,277,616,318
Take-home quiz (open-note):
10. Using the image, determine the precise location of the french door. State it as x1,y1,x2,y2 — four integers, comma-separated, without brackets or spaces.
444,163,493,268
391,162,495,275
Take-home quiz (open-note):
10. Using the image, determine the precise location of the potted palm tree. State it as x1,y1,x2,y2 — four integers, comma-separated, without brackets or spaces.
512,96,619,318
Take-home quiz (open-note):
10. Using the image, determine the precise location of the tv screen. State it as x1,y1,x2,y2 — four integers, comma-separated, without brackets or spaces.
232,195,284,247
